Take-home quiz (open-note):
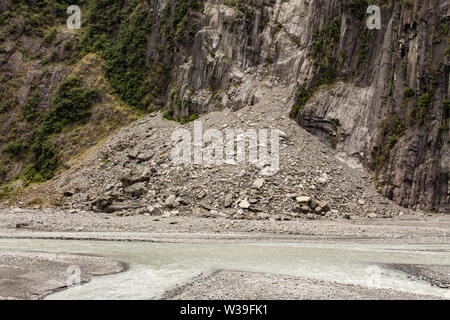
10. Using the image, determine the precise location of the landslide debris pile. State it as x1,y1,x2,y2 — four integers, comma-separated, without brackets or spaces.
22,84,406,220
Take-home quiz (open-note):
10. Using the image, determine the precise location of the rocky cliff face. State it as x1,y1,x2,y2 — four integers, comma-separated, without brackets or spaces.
290,0,450,214
0,0,448,212
159,0,449,213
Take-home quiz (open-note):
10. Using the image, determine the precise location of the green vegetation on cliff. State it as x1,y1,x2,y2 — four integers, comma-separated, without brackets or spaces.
23,78,98,183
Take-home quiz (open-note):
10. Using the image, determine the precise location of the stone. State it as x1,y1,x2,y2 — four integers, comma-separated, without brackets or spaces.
176,197,186,205
200,195,215,211
103,201,145,213
15,222,30,229
197,190,206,199
257,212,270,220
367,213,378,219
301,205,311,213
193,207,208,217
147,205,162,216
308,199,318,209
92,191,120,210
253,178,265,189
124,182,147,197
127,150,139,159
234,209,245,220
136,151,154,162
316,177,327,184
200,201,214,211
209,210,227,218
120,167,155,187
296,196,311,204
238,198,251,209
224,194,233,208
358,199,366,205
318,201,330,213
165,195,179,208
296,191,305,197
136,207,149,215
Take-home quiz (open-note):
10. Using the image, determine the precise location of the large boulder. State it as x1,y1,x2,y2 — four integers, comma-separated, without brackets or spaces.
120,167,156,187
124,182,147,197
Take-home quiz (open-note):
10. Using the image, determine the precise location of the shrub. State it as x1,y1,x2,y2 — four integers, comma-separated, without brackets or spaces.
23,138,59,184
21,90,40,121
3,141,26,155
41,78,98,134
443,100,450,112
22,78,98,183
64,40,73,51
403,87,415,100
103,8,152,110
44,28,57,45
411,93,431,124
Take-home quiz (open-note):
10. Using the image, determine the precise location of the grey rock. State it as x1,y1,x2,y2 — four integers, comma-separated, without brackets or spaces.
318,201,330,213
257,212,270,220
92,191,120,209
148,205,162,216
165,195,179,208
296,196,311,204
308,199,318,209
120,167,155,187
200,195,215,211
224,194,233,208
301,205,311,213
136,207,149,215
253,178,265,190
124,182,147,197
238,198,251,209
103,201,145,213
136,151,154,162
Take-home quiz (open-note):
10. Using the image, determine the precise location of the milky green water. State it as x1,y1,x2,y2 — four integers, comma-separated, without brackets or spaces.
0,239,448,299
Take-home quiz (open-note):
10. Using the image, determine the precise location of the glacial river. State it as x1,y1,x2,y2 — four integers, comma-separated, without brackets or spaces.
0,239,448,299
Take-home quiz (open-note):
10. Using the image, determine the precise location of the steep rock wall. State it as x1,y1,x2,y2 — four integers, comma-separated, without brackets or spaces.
163,0,449,212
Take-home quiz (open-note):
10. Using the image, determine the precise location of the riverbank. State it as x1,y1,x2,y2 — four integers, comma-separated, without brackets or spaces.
164,270,442,300
1,208,449,243
0,251,126,300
